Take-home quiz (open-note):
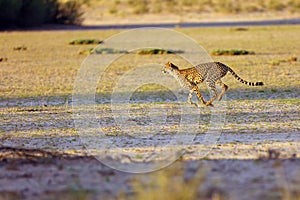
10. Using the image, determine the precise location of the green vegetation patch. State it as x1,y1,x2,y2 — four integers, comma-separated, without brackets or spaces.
92,48,128,54
212,49,255,56
69,39,103,45
136,48,184,55
79,48,128,55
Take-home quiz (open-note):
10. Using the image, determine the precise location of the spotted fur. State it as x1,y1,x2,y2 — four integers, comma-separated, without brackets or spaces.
162,61,263,107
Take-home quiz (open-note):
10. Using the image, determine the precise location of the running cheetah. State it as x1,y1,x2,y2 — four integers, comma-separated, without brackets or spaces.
162,61,263,107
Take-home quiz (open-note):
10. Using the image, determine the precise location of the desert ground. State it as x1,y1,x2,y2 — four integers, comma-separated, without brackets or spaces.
0,25,299,199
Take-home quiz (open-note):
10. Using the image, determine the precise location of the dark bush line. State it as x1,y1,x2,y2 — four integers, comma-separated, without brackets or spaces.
78,48,185,55
69,39,103,45
211,49,255,56
136,48,184,55
0,0,83,27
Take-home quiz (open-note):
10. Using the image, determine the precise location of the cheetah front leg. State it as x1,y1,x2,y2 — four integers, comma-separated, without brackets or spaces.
187,89,198,107
187,86,207,107
193,87,207,106
192,86,209,106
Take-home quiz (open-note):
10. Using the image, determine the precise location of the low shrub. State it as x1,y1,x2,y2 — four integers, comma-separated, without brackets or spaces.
92,48,128,54
13,45,27,51
136,48,184,55
79,48,93,55
79,48,128,55
211,49,255,56
69,39,103,45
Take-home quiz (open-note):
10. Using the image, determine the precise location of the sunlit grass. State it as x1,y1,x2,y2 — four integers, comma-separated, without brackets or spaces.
0,26,299,100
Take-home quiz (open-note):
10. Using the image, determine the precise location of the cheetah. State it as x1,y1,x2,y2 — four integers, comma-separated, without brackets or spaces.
162,61,263,107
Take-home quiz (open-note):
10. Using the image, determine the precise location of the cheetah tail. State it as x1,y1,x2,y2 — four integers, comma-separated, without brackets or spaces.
228,67,264,86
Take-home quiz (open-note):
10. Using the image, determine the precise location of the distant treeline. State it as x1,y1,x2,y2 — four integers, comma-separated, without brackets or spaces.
0,0,83,27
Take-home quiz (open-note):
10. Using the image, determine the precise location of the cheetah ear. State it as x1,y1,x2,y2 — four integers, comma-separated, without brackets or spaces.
170,63,179,70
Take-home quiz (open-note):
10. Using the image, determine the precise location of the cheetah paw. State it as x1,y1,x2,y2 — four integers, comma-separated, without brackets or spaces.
205,102,214,107
188,101,199,107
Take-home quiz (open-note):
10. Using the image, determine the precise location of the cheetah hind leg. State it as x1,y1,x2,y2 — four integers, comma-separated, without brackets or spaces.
217,80,228,101
205,81,219,107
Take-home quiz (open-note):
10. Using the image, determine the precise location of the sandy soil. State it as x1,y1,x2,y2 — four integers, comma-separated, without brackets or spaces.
0,147,299,200
1,98,299,199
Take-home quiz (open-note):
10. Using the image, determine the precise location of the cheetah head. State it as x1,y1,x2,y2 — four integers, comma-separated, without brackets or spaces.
162,62,179,74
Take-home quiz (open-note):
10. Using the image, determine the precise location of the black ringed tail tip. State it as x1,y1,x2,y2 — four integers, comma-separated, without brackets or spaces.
256,82,264,86
228,66,264,86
